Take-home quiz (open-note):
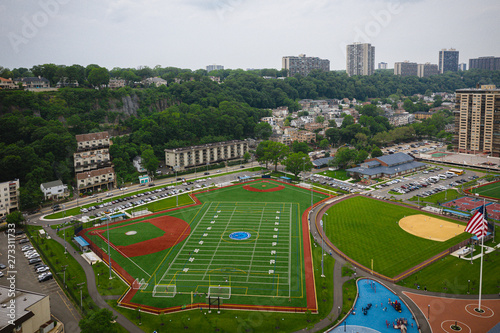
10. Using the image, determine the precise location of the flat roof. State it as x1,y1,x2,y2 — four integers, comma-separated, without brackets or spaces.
0,286,47,331
74,236,89,247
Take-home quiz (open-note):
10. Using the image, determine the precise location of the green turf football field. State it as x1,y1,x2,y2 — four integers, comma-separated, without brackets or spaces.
324,196,471,278
83,180,329,309
471,181,500,200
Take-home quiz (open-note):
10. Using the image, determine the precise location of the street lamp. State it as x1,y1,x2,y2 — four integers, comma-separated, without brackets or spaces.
468,279,470,294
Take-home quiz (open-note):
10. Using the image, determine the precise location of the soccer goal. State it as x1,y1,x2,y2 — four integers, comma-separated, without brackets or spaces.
131,278,148,290
207,286,231,299
152,284,177,297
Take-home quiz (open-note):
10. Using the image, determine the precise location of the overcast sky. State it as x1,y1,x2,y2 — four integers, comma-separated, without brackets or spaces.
1,0,499,71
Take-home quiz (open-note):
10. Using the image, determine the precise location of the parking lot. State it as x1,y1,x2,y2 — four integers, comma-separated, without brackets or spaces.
370,167,479,201
0,231,81,331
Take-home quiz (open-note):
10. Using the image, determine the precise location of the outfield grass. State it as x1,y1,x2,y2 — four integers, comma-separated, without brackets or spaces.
324,196,470,278
108,222,165,246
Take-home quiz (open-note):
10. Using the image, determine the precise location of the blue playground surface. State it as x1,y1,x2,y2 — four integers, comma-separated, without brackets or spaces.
329,278,419,333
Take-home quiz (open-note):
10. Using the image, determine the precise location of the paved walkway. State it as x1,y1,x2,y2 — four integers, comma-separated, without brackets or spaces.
44,227,144,333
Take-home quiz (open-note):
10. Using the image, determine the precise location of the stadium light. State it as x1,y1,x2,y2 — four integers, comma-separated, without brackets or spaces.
106,213,113,279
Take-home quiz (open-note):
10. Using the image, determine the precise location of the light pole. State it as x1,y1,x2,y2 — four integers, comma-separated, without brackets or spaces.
321,213,328,278
106,214,112,280
468,279,470,294
174,165,179,207
77,282,86,310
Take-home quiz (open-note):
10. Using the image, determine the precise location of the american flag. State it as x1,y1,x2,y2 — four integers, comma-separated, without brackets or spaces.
465,205,488,239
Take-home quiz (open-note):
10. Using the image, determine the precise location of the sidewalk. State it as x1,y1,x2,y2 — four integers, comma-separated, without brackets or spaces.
44,226,144,333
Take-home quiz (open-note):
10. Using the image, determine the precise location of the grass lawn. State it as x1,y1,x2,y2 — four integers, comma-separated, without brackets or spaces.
324,196,471,278
318,170,350,181
397,232,500,295
92,262,128,296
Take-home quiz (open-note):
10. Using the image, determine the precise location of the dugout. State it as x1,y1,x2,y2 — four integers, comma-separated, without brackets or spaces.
279,176,292,183
74,236,90,252
443,209,470,220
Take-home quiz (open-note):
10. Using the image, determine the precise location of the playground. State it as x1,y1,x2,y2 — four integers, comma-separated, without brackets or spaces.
79,180,331,313
399,214,464,242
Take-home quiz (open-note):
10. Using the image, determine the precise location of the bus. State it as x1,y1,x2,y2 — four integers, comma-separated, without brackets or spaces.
448,168,464,175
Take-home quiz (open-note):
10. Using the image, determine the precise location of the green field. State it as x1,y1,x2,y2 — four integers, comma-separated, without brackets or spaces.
324,196,470,278
82,180,330,311
318,169,350,181
471,180,500,200
108,222,165,246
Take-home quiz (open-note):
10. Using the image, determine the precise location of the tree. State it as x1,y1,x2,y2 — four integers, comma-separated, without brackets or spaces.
318,139,329,150
267,141,289,172
243,151,251,163
141,148,159,178
254,122,273,140
331,147,357,169
292,141,310,154
284,152,313,179
6,211,24,227
87,67,110,88
79,308,117,333
315,115,324,123
371,146,383,158
325,127,341,146
256,140,273,168
356,149,369,163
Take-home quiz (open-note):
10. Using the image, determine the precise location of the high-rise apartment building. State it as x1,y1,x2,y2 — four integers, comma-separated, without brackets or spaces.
458,63,467,71
346,43,375,76
0,179,19,218
206,64,224,72
378,62,387,70
469,57,500,71
438,48,459,73
282,54,330,77
417,63,439,78
394,61,418,76
454,85,500,156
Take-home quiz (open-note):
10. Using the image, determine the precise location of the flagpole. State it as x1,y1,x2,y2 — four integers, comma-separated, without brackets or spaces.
478,233,484,311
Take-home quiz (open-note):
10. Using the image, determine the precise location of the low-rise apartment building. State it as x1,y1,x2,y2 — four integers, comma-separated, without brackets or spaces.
74,148,111,173
0,179,19,218
75,132,111,151
76,167,116,193
164,140,248,171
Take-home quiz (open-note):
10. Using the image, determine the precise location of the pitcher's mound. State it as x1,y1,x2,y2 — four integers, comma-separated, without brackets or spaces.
125,231,137,235
399,214,464,242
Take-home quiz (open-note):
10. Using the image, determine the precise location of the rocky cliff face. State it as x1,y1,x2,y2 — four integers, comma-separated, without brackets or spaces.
115,94,140,117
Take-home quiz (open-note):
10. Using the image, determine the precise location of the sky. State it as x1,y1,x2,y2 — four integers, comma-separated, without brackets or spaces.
1,0,499,71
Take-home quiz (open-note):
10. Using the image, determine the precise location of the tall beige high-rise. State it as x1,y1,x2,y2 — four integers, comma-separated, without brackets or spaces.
454,85,500,156
346,43,375,76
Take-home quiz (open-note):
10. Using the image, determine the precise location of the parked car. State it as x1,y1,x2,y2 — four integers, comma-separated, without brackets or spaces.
36,266,50,273
39,273,53,282
19,238,30,244
29,258,42,265
0,263,6,270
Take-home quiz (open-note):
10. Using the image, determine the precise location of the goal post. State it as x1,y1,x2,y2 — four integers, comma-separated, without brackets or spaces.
152,284,176,297
207,286,231,299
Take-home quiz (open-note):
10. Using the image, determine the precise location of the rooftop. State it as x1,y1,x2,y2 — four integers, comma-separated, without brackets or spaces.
76,131,110,143
40,180,64,189
0,286,47,331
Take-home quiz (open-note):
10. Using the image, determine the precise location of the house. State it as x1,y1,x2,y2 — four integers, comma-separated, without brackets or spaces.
0,77,17,89
133,156,147,173
40,180,69,200
346,152,425,180
15,76,50,89
56,77,79,88
109,78,126,89
141,77,167,87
